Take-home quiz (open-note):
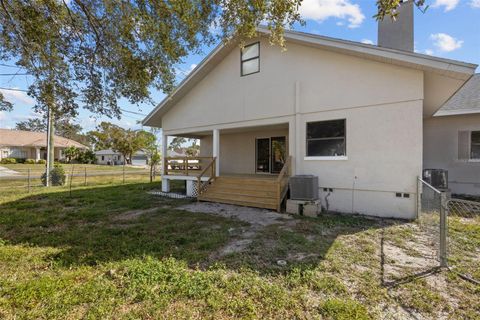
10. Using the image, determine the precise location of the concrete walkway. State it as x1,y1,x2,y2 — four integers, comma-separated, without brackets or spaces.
0,166,19,177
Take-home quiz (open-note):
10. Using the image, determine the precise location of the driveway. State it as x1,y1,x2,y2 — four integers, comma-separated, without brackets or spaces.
0,166,19,177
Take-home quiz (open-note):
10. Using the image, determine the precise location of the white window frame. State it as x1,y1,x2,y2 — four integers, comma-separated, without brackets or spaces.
304,119,347,160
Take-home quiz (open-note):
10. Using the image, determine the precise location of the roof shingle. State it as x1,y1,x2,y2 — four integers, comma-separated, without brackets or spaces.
435,74,480,116
0,129,87,148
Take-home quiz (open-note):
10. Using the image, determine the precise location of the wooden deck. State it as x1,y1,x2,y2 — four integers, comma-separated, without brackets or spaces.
197,157,291,211
197,175,281,210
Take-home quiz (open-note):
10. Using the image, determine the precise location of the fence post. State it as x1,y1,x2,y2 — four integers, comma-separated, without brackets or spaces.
84,167,87,186
69,165,74,197
439,193,448,268
27,168,31,193
123,165,125,184
416,176,422,219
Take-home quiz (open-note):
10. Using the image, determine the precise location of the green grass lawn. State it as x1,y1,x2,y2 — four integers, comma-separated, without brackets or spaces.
0,183,478,319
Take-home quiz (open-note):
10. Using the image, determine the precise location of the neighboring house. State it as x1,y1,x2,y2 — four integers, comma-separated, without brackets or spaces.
95,149,125,165
169,147,188,157
0,129,87,161
424,74,480,196
95,149,149,166
142,2,477,219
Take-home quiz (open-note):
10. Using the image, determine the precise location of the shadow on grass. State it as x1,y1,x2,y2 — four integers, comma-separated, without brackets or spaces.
0,181,409,277
0,182,246,267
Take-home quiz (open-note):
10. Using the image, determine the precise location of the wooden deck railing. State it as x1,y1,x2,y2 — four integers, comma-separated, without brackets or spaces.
164,157,214,176
197,157,216,197
276,156,292,211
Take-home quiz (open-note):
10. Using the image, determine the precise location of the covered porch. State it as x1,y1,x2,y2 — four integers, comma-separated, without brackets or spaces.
161,122,293,210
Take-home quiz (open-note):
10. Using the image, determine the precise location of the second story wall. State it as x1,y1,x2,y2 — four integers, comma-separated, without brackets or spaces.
162,37,424,132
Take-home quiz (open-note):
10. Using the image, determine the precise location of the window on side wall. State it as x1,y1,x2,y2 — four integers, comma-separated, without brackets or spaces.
306,119,346,158
241,42,259,76
471,131,480,159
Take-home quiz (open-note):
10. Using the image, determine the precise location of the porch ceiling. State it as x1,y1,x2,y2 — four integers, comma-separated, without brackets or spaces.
168,123,289,138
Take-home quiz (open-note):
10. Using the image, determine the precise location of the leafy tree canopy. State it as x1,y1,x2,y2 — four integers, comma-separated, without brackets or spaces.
87,121,155,164
0,0,425,121
15,117,90,146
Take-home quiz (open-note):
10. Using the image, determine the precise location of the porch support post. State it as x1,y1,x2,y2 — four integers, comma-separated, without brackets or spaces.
294,80,301,175
161,132,168,175
213,128,220,176
289,119,296,174
35,147,41,161
161,132,170,192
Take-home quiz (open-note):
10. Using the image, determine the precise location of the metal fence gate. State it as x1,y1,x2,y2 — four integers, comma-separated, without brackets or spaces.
382,178,480,285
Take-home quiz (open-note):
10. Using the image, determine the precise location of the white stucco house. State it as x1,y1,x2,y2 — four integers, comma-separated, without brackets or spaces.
95,149,148,166
0,129,87,161
424,74,480,196
142,3,477,219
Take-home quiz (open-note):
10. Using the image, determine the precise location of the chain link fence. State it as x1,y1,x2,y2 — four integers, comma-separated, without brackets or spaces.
381,178,444,285
0,165,159,197
445,198,480,283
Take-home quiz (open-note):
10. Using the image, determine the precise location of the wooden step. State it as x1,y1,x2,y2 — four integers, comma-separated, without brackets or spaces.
209,182,277,193
205,187,278,198
214,179,278,191
198,196,277,210
216,176,278,186
197,175,282,211
199,191,277,205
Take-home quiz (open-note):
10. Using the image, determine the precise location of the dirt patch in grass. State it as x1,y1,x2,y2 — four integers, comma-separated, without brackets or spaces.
179,202,297,259
111,207,159,222
1,184,479,319
179,202,293,226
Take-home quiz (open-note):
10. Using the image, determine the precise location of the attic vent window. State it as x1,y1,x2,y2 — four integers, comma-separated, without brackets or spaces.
241,42,260,76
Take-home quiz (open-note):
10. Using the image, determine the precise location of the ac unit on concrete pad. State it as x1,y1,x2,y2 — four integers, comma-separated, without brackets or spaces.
289,175,319,200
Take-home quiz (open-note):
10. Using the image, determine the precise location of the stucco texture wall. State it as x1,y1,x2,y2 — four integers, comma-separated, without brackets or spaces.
200,127,289,174
424,114,480,195
162,37,425,219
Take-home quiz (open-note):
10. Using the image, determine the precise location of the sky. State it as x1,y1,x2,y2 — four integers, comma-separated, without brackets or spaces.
0,0,479,133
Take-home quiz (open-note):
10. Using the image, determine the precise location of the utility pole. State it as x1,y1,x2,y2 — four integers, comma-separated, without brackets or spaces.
45,106,55,187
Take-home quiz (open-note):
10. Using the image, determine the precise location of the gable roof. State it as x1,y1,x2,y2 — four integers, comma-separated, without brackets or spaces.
143,28,477,127
94,149,119,155
95,149,147,156
435,74,480,116
0,129,87,149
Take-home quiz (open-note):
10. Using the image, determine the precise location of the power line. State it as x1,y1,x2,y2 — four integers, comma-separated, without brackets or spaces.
0,63,21,68
0,73,30,76
0,87,147,118
120,108,147,116
0,86,28,92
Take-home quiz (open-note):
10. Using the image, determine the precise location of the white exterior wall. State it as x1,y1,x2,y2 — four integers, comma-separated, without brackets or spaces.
96,154,125,165
162,38,425,219
0,147,66,161
200,127,289,174
424,114,480,195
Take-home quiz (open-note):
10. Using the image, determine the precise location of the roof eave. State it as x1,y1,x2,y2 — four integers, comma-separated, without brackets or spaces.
142,28,478,127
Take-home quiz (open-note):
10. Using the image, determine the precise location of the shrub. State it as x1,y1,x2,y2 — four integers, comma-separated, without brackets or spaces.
76,149,97,164
15,158,26,164
36,159,46,164
41,164,66,186
0,158,16,164
24,159,36,164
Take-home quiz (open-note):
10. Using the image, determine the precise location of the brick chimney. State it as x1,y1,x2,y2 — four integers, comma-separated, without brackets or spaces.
378,0,414,52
